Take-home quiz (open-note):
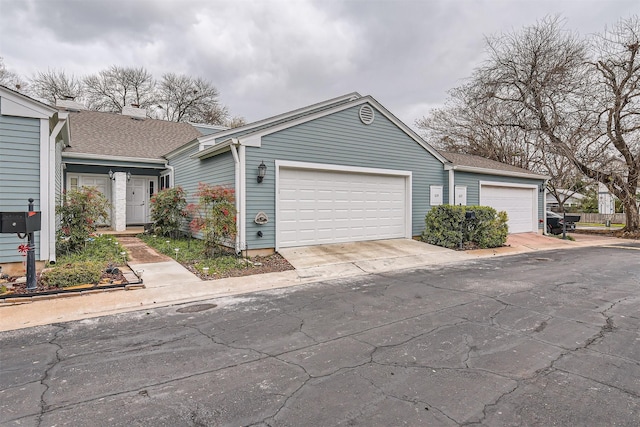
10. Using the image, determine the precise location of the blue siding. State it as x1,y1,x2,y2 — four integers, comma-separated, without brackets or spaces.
454,171,545,229
168,142,235,233
0,114,42,262
244,104,445,249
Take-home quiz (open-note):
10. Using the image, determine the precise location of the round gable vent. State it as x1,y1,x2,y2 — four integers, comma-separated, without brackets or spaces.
359,104,375,125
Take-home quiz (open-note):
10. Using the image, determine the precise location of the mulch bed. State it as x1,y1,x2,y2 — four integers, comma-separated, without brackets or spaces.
184,253,295,280
1,268,128,297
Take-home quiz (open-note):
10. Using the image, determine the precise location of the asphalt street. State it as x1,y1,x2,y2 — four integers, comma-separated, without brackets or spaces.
1,244,639,426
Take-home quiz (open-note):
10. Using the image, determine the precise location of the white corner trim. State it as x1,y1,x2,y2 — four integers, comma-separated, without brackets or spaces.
39,118,51,262
448,169,455,205
239,145,247,251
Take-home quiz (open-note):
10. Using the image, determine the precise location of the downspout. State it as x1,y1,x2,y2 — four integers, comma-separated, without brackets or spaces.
47,112,68,263
229,138,242,253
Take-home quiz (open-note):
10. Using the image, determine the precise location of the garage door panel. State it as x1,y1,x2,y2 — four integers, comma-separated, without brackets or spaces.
278,168,407,248
480,185,536,234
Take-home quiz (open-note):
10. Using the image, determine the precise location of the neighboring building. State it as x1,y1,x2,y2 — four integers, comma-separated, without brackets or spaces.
546,189,586,210
59,104,213,231
0,86,69,270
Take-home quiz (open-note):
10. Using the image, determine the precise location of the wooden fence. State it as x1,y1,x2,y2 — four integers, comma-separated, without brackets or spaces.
577,213,626,224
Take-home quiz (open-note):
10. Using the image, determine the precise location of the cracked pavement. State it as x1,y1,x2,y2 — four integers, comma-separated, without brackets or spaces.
1,244,639,426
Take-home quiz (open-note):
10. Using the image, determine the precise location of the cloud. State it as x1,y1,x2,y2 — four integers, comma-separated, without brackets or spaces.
1,0,638,124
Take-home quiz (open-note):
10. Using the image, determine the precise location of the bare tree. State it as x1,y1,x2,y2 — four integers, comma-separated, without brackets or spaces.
29,69,83,105
155,73,228,124
84,66,155,112
0,57,28,92
226,116,247,128
418,16,640,231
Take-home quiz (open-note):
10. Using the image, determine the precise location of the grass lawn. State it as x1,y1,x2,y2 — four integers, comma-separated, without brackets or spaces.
138,234,294,279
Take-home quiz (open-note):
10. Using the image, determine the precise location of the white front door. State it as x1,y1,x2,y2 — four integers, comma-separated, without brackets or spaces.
126,178,148,224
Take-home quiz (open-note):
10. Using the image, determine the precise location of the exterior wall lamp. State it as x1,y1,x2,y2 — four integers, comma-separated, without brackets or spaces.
108,170,132,181
257,161,267,183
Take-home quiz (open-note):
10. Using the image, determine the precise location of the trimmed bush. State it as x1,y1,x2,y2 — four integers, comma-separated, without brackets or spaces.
40,261,103,288
422,205,508,249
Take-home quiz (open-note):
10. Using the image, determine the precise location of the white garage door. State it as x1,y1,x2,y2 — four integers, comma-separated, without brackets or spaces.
277,168,408,248
480,184,537,233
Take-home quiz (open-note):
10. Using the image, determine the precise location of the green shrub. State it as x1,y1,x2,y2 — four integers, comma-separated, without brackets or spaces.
422,205,508,249
57,187,110,255
150,187,189,237
40,261,103,288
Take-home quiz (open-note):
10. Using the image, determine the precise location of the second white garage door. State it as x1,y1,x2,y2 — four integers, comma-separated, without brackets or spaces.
277,167,409,248
480,183,537,233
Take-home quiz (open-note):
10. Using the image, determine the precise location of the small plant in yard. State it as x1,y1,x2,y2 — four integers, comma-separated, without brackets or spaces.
40,261,104,288
187,183,237,256
150,186,189,237
40,235,128,290
57,187,110,255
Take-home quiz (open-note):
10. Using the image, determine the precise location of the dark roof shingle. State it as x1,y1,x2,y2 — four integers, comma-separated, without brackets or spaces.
65,110,201,159
440,151,541,175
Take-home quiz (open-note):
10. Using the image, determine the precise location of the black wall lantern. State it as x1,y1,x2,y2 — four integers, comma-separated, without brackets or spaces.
108,169,115,180
257,161,267,183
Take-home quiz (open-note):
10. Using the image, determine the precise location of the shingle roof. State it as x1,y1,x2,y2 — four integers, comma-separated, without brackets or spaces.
64,110,202,159
440,151,540,175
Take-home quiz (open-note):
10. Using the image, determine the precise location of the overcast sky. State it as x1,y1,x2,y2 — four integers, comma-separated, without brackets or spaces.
0,0,638,127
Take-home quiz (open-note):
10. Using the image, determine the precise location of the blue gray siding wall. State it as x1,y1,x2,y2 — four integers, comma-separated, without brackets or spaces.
244,104,446,249
168,143,235,232
0,114,42,262
454,171,545,228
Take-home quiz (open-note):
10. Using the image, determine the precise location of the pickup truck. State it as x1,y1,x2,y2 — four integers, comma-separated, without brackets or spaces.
546,211,581,235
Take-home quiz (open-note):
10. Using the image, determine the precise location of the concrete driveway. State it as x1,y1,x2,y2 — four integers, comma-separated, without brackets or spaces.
2,243,639,426
279,238,471,279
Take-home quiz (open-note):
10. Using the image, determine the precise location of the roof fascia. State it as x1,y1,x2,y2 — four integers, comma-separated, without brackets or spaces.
62,152,167,165
453,164,549,180
198,92,361,146
193,138,234,159
1,86,57,118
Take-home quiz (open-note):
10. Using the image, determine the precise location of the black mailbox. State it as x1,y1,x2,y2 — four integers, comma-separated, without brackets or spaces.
0,211,42,234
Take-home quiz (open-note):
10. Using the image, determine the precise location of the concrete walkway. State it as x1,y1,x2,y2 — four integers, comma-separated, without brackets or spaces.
0,232,634,332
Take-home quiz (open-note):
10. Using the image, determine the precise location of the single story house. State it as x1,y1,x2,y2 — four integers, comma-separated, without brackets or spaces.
546,189,586,210
0,89,548,270
166,93,548,254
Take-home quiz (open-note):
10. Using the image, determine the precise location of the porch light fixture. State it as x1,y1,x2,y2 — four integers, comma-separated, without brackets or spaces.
127,172,132,182
257,161,267,183
108,170,115,180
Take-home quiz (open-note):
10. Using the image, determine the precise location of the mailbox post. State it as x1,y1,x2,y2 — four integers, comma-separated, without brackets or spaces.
26,198,36,291
0,198,41,291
